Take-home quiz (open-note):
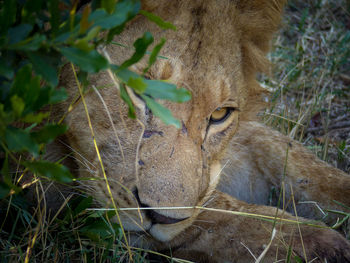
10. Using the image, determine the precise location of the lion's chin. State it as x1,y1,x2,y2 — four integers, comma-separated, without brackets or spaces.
148,219,193,242
121,210,198,242
124,218,193,243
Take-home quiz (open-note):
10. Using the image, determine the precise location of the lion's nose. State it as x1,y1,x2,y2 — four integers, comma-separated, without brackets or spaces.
133,188,188,225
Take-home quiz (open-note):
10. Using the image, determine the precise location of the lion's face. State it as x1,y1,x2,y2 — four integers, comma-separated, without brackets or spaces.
59,0,284,243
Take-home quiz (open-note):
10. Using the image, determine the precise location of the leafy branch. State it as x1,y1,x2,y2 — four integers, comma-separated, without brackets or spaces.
0,0,191,198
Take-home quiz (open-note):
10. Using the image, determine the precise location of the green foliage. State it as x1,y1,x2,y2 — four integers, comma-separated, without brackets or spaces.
0,0,188,197
5,127,40,157
121,31,154,69
0,0,188,260
23,160,73,183
144,38,166,73
0,194,132,262
59,47,109,73
120,84,137,119
141,94,181,128
144,79,191,103
114,66,191,127
140,10,177,31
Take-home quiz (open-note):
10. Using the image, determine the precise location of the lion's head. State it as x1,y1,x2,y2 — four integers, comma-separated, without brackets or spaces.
58,0,286,243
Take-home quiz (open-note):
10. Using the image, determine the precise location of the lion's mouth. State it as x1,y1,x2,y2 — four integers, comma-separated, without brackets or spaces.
132,187,190,225
123,188,193,242
146,209,189,225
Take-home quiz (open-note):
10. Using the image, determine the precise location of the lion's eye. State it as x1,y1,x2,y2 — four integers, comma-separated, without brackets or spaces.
210,107,234,124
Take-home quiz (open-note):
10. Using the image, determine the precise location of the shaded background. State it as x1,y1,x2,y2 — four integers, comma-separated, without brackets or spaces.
262,0,350,173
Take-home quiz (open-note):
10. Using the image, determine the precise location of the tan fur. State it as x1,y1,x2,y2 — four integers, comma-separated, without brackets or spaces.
55,0,350,261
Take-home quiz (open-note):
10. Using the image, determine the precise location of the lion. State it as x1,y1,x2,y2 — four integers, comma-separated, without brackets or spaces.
53,0,350,262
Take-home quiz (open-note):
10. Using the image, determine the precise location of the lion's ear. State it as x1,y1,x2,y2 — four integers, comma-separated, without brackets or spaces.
235,0,287,121
236,0,287,75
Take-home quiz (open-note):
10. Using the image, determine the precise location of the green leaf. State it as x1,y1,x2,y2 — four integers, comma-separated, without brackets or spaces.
11,64,32,97
127,77,147,93
74,38,94,52
101,0,115,14
0,58,14,79
7,24,33,44
10,95,25,118
74,27,101,51
11,65,41,110
144,38,166,73
5,126,39,156
0,0,17,35
144,80,191,102
141,95,180,128
29,87,67,112
23,161,73,183
21,112,50,123
106,25,125,43
121,32,154,69
8,34,46,51
80,220,118,241
53,31,71,44
0,182,11,199
120,85,136,119
31,86,51,111
294,256,304,263
31,124,68,144
60,47,109,73
113,66,139,82
0,153,20,197
140,10,177,30
73,196,93,217
85,26,101,41
48,0,60,36
27,52,58,86
89,0,140,29
113,66,147,93
49,88,68,104
114,66,191,102
0,104,13,134
286,243,292,263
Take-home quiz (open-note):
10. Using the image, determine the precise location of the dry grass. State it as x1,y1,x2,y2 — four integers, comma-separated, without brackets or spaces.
262,0,350,173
